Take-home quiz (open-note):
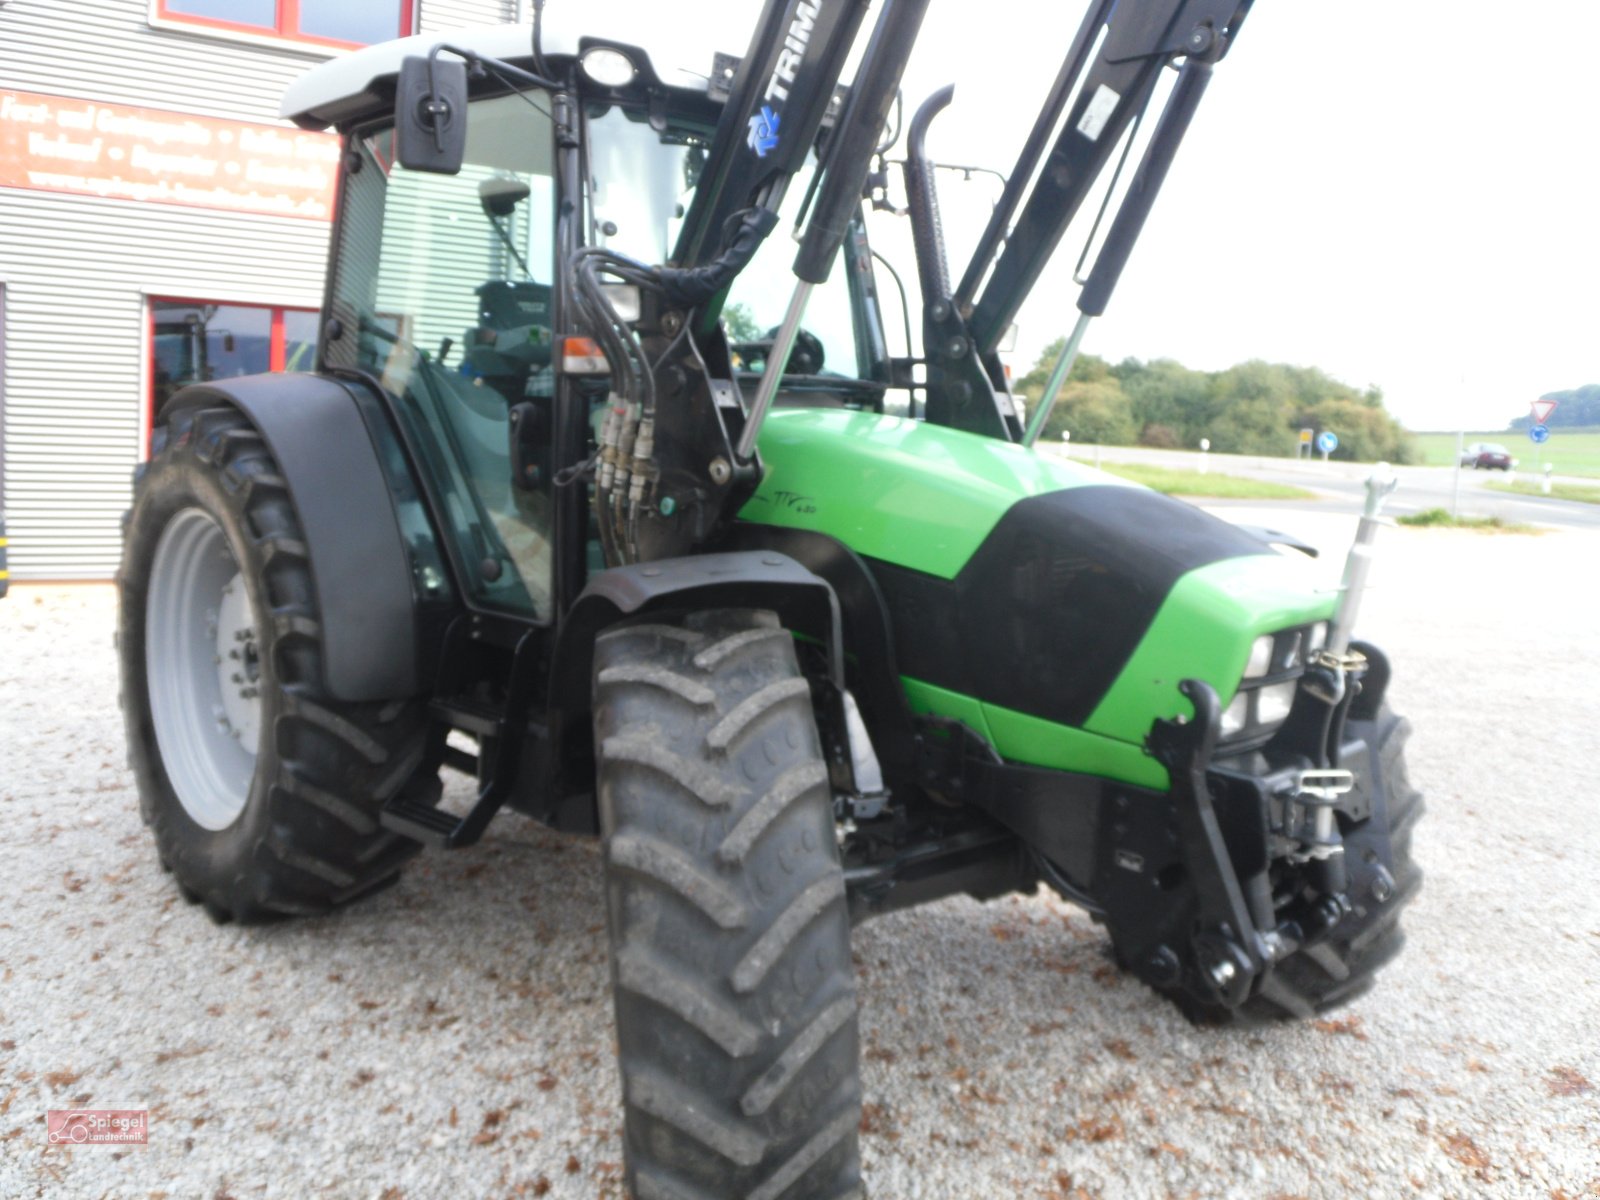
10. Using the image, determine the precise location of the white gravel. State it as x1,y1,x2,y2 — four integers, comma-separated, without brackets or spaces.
2,510,1598,1199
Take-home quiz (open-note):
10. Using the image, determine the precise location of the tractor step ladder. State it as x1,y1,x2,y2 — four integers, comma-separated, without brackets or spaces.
379,625,540,849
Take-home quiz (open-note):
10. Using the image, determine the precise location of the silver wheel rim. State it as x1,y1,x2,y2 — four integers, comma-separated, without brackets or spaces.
146,508,263,831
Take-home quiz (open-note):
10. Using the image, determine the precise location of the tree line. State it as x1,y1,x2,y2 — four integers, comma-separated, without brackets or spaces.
1510,383,1600,430
1013,342,1416,463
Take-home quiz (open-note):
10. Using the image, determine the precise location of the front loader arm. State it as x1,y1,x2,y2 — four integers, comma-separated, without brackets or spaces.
581,0,932,567
672,1,870,275
915,0,1253,440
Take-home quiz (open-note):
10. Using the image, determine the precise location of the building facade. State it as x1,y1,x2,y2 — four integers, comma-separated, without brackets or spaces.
0,0,518,579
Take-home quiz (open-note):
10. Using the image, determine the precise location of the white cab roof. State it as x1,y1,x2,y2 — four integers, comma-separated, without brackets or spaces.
281,18,730,129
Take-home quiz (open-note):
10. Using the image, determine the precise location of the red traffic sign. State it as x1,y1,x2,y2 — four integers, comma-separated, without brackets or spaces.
1531,398,1559,425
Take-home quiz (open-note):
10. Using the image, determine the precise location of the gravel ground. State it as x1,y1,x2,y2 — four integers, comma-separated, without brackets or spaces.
2,510,1598,1200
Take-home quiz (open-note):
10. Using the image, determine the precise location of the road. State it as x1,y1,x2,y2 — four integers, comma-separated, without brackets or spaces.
1045,441,1600,531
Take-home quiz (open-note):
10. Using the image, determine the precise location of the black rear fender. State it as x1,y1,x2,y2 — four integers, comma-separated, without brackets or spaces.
156,373,435,702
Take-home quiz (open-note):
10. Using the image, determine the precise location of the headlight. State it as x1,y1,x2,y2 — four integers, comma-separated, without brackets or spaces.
1220,691,1251,737
1256,680,1297,725
1278,630,1303,672
580,47,638,88
1244,635,1274,679
1220,623,1323,748
1305,622,1328,655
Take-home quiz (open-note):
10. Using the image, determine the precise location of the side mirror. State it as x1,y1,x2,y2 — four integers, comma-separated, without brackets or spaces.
395,54,468,174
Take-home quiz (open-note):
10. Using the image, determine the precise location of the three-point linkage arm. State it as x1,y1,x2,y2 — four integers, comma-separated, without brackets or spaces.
913,0,1254,443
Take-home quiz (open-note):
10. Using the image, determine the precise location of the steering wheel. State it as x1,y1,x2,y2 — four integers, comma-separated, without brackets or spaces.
731,326,826,375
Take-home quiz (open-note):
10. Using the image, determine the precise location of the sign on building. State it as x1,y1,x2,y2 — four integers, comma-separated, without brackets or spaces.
0,89,339,221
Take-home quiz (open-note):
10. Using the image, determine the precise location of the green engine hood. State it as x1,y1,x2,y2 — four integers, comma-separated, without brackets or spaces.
743,408,1133,579
742,409,1337,787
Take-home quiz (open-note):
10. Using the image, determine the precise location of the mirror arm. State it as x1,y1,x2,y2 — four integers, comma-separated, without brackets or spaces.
431,42,560,94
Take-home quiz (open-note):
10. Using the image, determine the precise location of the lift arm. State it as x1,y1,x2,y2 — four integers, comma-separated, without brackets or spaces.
581,0,931,566
914,0,1253,441
671,0,873,278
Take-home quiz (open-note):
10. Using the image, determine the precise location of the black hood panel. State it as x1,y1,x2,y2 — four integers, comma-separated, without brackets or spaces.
868,485,1269,727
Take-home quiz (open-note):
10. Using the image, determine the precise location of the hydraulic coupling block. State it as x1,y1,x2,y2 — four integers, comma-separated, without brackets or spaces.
1284,767,1354,895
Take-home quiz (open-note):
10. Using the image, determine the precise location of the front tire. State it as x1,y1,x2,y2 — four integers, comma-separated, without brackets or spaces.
1243,703,1423,1019
118,404,434,923
594,610,863,1200
1116,704,1423,1024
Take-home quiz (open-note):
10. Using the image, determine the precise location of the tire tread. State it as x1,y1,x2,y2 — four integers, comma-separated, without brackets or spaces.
119,405,431,925
596,609,862,1200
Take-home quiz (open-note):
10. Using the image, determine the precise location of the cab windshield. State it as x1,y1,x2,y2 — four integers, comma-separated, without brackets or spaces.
584,103,874,388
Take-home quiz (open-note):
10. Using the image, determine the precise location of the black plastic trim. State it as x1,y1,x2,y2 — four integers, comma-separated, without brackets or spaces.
720,523,917,783
548,550,843,716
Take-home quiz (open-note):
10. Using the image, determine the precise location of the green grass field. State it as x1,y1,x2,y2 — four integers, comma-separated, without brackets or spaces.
1486,478,1600,505
1099,463,1315,500
1396,507,1540,534
1410,427,1600,478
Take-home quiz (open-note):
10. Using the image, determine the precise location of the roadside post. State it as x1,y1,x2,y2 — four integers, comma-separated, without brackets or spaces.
1317,430,1338,463
1529,422,1550,475
1060,429,1071,458
1529,398,1558,477
1451,430,1464,518
1543,463,1553,495
1199,437,1210,475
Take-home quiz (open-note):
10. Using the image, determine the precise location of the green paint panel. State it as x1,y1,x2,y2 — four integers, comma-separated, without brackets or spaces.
983,704,1171,789
899,677,994,742
901,676,1168,789
1086,553,1338,745
745,408,1130,578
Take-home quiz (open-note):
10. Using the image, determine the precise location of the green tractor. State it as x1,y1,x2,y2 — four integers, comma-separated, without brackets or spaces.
117,1,1421,1196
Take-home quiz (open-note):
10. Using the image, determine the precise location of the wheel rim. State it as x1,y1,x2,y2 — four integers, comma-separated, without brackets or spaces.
146,508,262,831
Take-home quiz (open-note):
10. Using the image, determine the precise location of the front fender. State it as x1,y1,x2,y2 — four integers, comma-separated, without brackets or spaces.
548,550,844,715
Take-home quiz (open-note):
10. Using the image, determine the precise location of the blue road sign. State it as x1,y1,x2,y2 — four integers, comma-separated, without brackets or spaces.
1529,424,1550,444
1316,431,1339,454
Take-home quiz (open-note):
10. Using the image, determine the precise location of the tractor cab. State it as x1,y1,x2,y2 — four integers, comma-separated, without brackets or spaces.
286,21,895,619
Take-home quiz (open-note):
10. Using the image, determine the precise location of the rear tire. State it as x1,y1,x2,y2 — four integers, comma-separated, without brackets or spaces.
594,610,863,1200
118,405,434,923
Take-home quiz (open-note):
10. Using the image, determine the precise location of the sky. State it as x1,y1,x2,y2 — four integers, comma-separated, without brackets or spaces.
555,0,1600,432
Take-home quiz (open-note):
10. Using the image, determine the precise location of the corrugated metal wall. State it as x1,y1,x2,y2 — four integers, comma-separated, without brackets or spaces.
422,0,518,33
0,0,515,579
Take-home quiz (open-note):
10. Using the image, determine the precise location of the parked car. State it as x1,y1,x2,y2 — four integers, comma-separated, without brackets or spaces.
1461,442,1514,470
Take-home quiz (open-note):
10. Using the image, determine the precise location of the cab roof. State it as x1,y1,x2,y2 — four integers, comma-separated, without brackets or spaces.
280,19,730,131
